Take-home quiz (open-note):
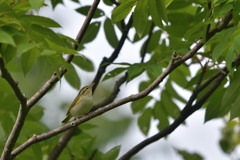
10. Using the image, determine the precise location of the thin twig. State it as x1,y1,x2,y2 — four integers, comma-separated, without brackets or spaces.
92,15,133,91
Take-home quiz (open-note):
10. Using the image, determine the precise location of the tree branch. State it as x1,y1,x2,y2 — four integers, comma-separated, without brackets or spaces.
119,55,240,160
0,58,27,105
119,72,227,160
0,58,28,160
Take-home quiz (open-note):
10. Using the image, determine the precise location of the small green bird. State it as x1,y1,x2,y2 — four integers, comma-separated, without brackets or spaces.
62,83,94,123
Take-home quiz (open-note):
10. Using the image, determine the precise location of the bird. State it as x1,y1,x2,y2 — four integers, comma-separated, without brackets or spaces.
61,83,95,123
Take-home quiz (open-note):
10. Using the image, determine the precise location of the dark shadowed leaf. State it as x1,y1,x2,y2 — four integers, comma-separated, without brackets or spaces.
131,96,152,113
104,18,118,48
81,22,101,44
138,108,152,135
76,6,105,18
133,0,149,37
72,55,94,72
101,146,121,160
64,64,81,90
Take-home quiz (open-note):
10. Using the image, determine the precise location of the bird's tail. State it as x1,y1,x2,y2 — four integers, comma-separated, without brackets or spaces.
62,115,71,123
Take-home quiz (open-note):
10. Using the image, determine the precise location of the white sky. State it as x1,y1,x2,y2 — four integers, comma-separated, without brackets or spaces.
38,0,234,159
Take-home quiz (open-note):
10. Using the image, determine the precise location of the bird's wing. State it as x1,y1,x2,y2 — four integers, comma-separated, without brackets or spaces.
66,94,81,115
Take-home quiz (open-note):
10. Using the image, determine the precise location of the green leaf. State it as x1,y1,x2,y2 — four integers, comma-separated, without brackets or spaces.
19,15,61,27
76,6,105,18
111,0,137,23
104,18,118,48
170,65,190,87
225,44,236,70
29,0,44,10
222,70,240,107
103,0,113,6
161,92,180,119
146,63,162,78
72,55,94,72
138,108,152,135
131,96,152,113
149,0,167,28
31,142,43,160
28,106,44,121
212,42,229,61
1,45,17,63
64,64,81,90
102,67,126,81
51,0,63,9
81,22,101,44
205,89,226,122
127,65,144,82
21,49,40,75
0,29,15,46
177,149,203,160
17,43,38,56
133,0,149,37
46,39,78,55
147,30,162,53
230,94,240,120
139,81,151,92
153,101,169,130
165,82,187,103
102,146,121,160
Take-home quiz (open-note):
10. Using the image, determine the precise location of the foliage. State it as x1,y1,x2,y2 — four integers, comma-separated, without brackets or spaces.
0,0,240,160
